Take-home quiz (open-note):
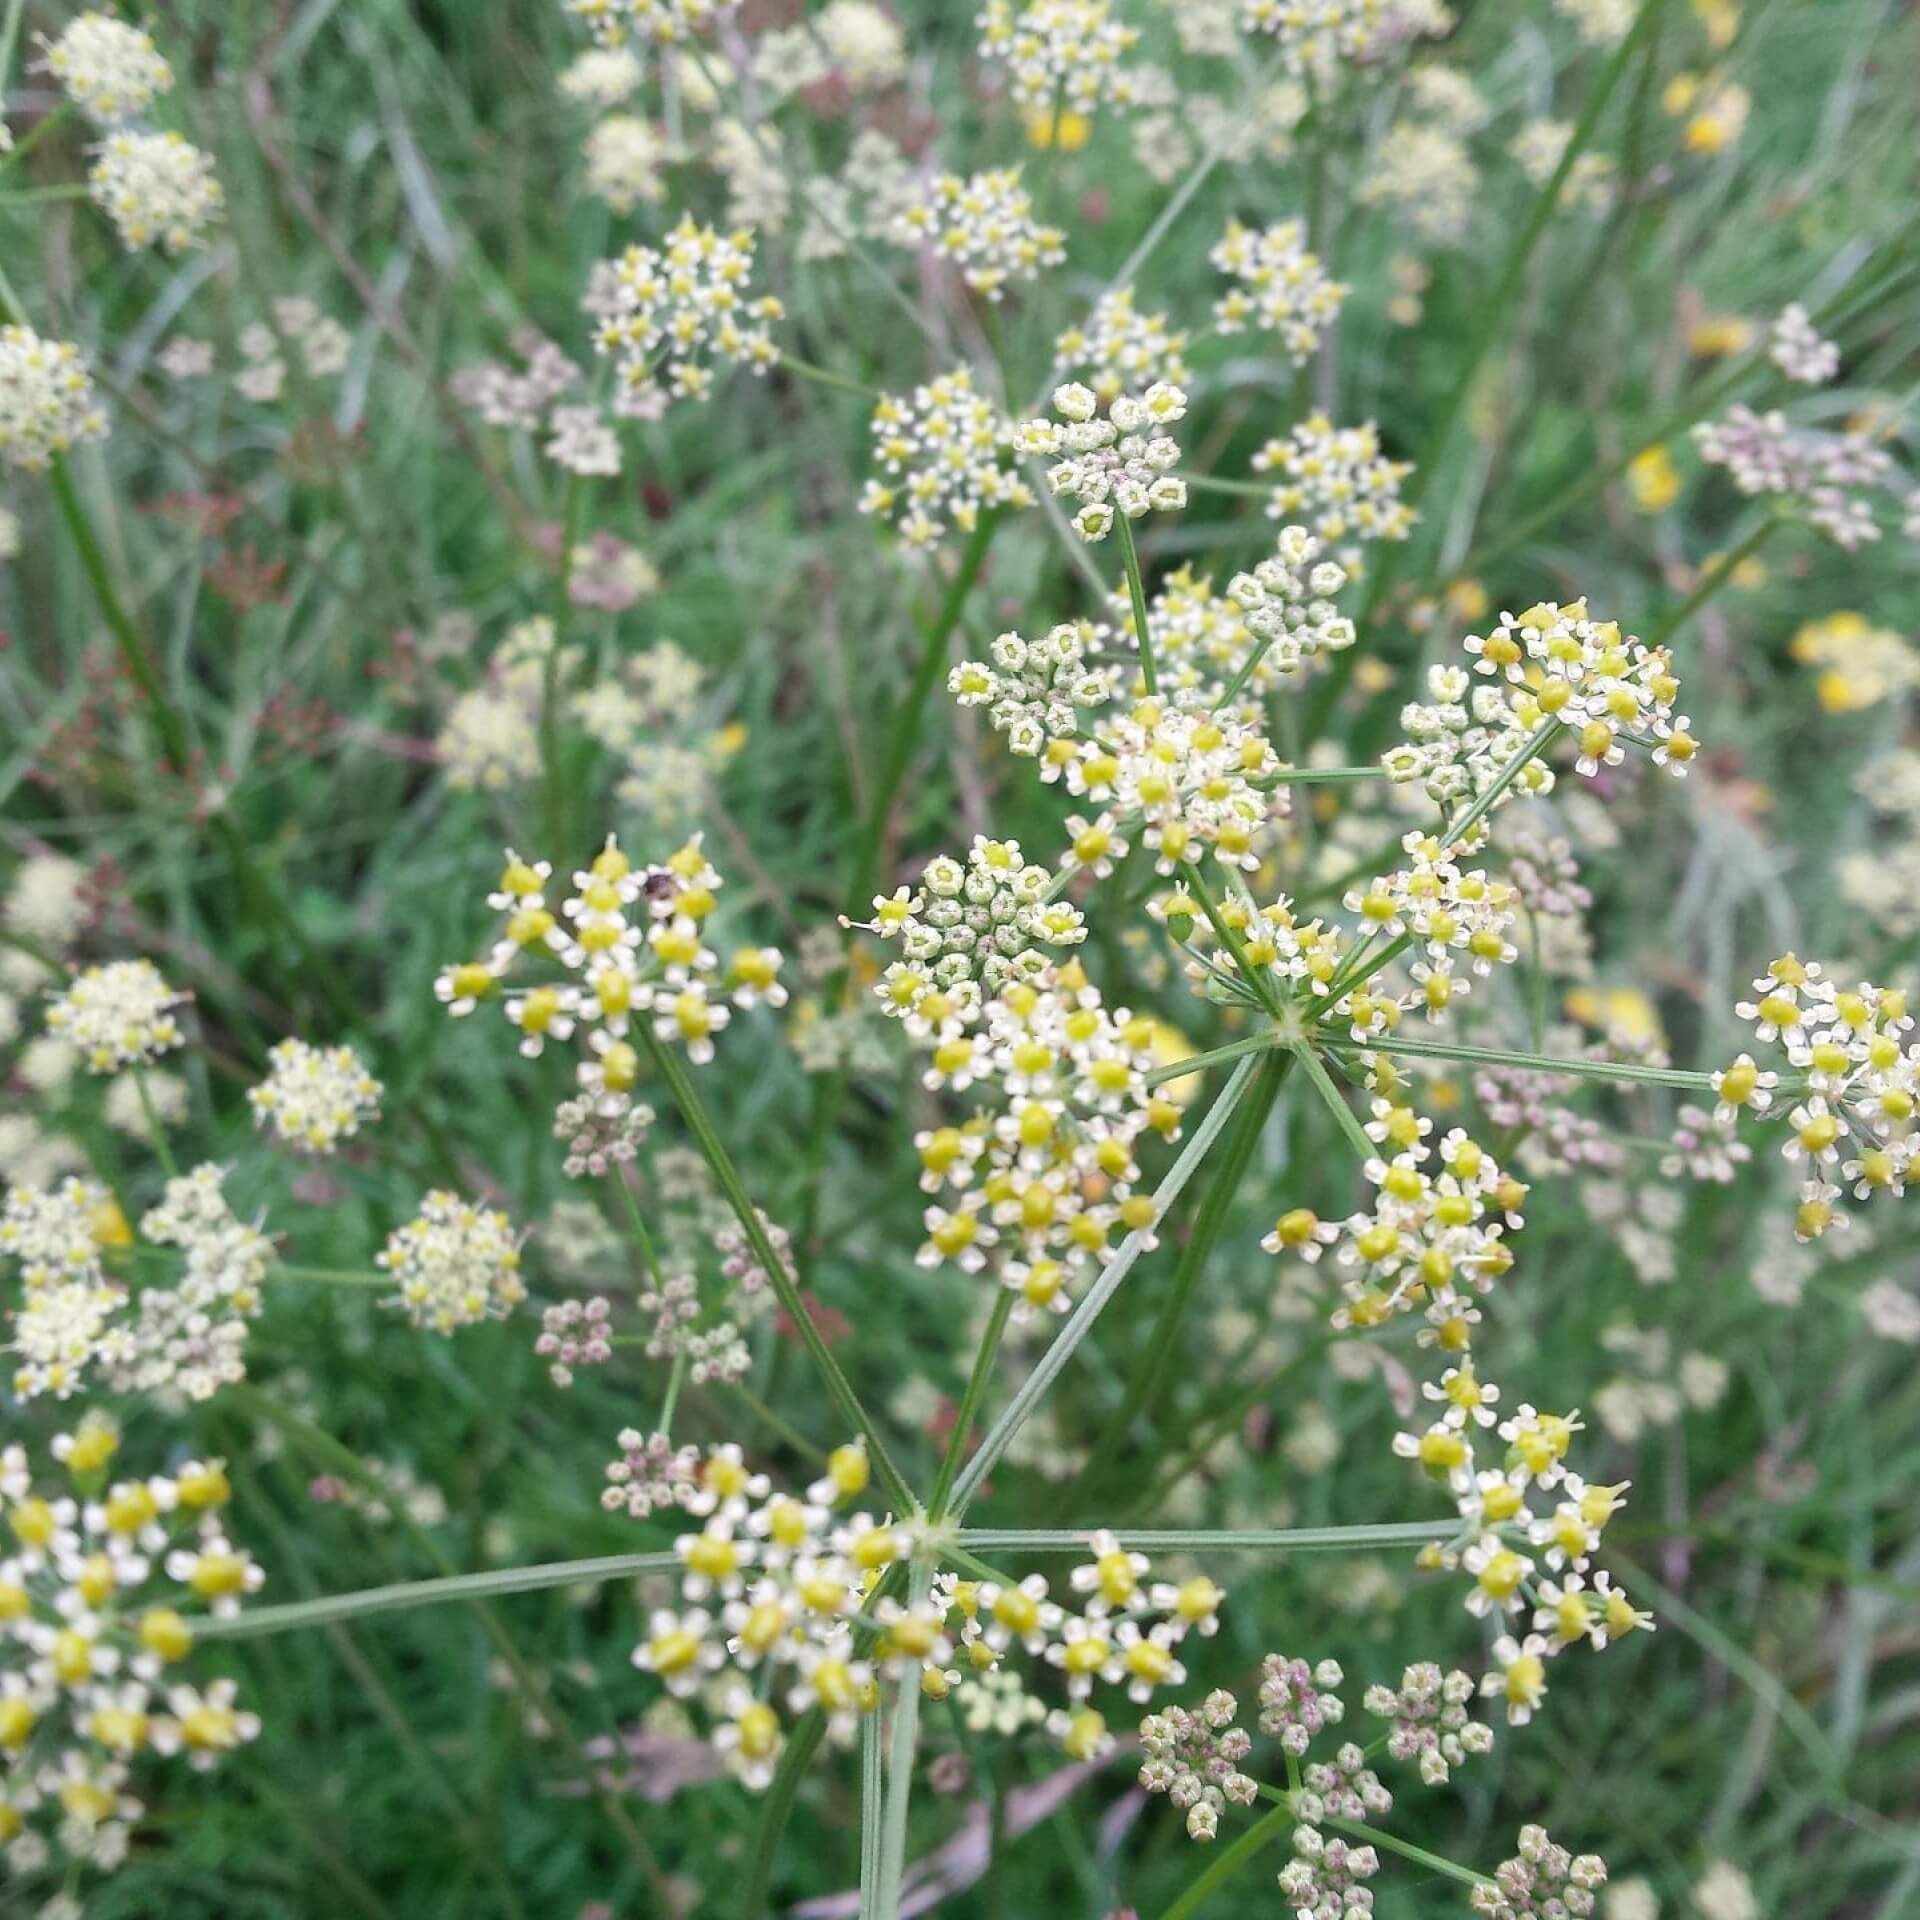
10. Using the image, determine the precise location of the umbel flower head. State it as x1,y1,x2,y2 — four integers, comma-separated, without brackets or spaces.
1252,415,1416,558
1017,380,1188,543
437,833,785,1175
44,961,185,1072
623,1447,1231,1784
3,1166,274,1403
0,1422,263,1885
0,327,111,475
891,167,1066,303
977,1,1143,121
858,366,1034,551
37,13,174,126
247,1039,383,1154
87,131,224,255
1052,288,1191,404
1210,219,1346,364
379,1192,527,1333
590,216,784,416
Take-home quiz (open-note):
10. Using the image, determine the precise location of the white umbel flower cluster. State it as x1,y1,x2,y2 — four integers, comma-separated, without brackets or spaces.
977,1,1143,119
87,131,223,254
950,623,1113,758
1224,525,1355,677
378,1191,527,1334
1017,380,1187,543
1210,219,1347,364
591,216,784,415
1052,288,1191,403
1768,301,1840,385
0,327,110,474
858,367,1034,551
892,167,1066,302
0,1427,264,1880
1240,0,1383,75
38,13,173,126
1252,415,1417,555
582,113,671,214
44,962,185,1073
246,1039,383,1155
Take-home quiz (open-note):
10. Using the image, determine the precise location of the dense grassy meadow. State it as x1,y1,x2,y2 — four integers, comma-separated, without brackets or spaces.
3,1,1919,1916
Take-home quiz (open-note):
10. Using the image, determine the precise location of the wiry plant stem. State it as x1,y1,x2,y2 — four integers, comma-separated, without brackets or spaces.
1114,510,1160,694
1343,1033,1718,1091
1090,1050,1290,1460
642,1028,914,1511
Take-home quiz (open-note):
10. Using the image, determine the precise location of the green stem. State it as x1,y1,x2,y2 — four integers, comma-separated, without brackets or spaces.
0,104,69,183
843,511,1001,920
858,1708,886,1920
741,1709,828,1919
1341,1033,1716,1091
873,1562,932,1919
279,1265,393,1287
0,182,89,204
1444,718,1564,848
1291,1041,1375,1163
778,352,878,398
1321,1815,1493,1890
657,1347,689,1435
928,1288,1014,1521
1640,516,1783,654
1155,1799,1296,1920
193,1550,681,1640
614,1173,668,1286
1177,861,1286,1021
48,459,193,772
128,1061,179,1177
1252,765,1390,789
1114,510,1160,695
540,468,593,855
741,1559,906,1920
1091,1050,1289,1457
947,1054,1263,1515
1184,473,1270,500
953,1521,1450,1553
1144,1029,1283,1088
0,0,27,89
641,1026,913,1512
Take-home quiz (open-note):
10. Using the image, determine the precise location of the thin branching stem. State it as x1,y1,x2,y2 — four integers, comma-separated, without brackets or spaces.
929,1288,1014,1521
193,1551,681,1639
643,1028,914,1511
1114,511,1160,695
1091,1050,1291,1458
1291,1040,1376,1163
1640,515,1784,654
1343,1033,1718,1092
1154,1797,1296,1920
953,1522,1451,1554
